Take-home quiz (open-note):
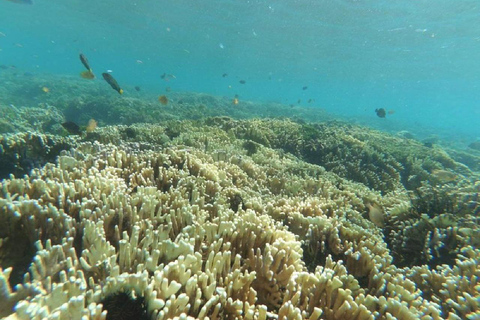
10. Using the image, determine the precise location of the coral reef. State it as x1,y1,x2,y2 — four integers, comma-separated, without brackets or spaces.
0,132,77,179
0,103,65,135
0,72,332,132
0,118,479,319
203,118,472,194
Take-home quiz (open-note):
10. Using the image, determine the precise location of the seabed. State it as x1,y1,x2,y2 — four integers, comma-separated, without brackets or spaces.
0,72,479,319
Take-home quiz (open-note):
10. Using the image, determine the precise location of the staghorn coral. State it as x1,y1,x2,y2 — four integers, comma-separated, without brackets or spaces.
204,118,471,194
0,119,478,320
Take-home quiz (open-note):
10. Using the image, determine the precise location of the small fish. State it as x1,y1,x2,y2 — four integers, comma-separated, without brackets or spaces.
302,86,308,90
388,110,395,115
307,99,314,103
161,73,176,81
297,99,301,104
158,95,168,105
79,53,95,79
79,53,92,71
431,169,458,184
135,86,141,92
366,203,385,228
233,97,239,105
86,119,97,133
239,80,246,84
102,73,123,94
165,87,171,92
62,121,82,135
0,32,6,37
222,73,228,77
375,108,386,118
80,70,95,79
42,86,49,93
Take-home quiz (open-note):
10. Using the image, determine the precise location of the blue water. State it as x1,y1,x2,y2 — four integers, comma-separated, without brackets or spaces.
1,0,479,141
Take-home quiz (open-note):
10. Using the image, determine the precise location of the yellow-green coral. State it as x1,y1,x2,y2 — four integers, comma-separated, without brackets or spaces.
0,119,479,320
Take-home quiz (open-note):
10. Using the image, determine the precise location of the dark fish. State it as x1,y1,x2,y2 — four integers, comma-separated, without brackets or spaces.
161,73,176,81
375,108,386,118
297,99,301,104
79,53,92,71
135,86,141,92
62,121,82,135
302,86,308,90
222,73,228,77
102,73,123,94
239,80,246,84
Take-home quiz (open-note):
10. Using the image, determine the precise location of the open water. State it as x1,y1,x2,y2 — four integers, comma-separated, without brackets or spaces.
1,0,479,143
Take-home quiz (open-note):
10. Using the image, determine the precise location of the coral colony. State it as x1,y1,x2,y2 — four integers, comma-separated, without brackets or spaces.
1,117,479,319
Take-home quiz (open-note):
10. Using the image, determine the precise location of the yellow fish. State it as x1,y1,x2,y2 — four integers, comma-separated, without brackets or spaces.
158,95,168,105
42,86,49,93
80,70,95,79
431,169,458,183
86,119,98,133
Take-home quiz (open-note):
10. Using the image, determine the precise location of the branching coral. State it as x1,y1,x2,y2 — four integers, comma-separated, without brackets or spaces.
0,120,478,320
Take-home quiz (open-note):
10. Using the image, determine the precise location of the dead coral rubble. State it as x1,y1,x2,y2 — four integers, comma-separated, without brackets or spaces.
0,120,479,320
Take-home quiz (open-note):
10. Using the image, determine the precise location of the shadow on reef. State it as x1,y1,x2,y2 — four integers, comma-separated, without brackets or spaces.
0,221,37,287
0,133,75,180
102,291,149,320
384,183,480,269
